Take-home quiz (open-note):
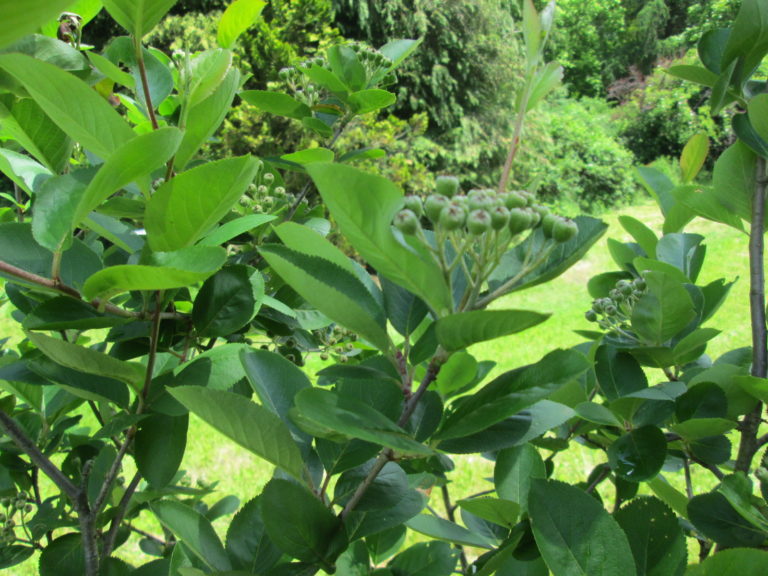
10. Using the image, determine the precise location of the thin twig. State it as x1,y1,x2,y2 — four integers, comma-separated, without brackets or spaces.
441,484,469,571
135,37,159,130
103,472,142,559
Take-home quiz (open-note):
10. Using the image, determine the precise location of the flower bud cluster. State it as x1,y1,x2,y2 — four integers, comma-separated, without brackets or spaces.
246,171,291,215
315,325,358,364
585,277,647,335
393,179,578,245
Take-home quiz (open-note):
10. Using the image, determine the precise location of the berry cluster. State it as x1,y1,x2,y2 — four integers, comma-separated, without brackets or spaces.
585,277,647,337
0,492,34,545
247,171,290,215
394,177,578,243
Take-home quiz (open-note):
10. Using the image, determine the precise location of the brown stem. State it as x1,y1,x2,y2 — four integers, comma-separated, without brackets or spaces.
736,156,768,473
0,411,80,504
103,472,142,558
135,37,159,130
92,429,136,517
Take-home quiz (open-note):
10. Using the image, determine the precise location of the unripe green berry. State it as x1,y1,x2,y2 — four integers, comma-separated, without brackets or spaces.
585,309,598,322
394,209,420,235
502,191,528,209
508,208,533,235
467,210,491,235
633,278,647,291
425,194,450,223
527,208,541,228
604,304,618,316
435,175,460,198
467,189,496,212
552,218,578,242
24,504,32,513
490,206,510,230
609,289,623,301
541,212,559,238
616,279,633,296
264,172,275,182
439,204,466,231
403,195,423,217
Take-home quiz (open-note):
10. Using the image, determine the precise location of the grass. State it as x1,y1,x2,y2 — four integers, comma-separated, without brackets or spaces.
3,199,760,572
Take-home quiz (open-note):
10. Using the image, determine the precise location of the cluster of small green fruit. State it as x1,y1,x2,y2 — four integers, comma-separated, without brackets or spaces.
247,172,290,215
585,277,647,336
394,176,578,243
0,492,33,545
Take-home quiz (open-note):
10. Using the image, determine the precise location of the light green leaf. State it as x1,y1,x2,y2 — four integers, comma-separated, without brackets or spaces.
0,147,50,195
618,215,657,258
307,163,452,314
28,331,144,391
40,0,103,36
0,97,72,172
686,549,768,576
0,0,74,48
87,51,136,89
281,147,335,165
82,245,227,300
378,39,421,69
217,0,266,49
670,418,737,441
575,402,623,427
102,0,178,38
522,0,542,67
198,214,275,246
526,62,563,111
348,89,396,114
169,386,305,480
152,500,231,571
240,90,312,120
648,476,690,520
712,141,757,224
406,515,493,549
494,444,546,513
0,53,135,158
73,126,181,228
435,309,549,352
529,479,637,576
631,271,696,345
673,328,721,365
187,49,233,107
261,244,388,350
176,67,241,170
145,156,260,251
680,133,710,184
666,65,718,87
456,498,520,529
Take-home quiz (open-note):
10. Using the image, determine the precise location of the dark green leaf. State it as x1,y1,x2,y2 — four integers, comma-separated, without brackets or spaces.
494,444,545,512
688,492,768,547
686,549,768,576
595,345,648,401
39,533,84,576
666,65,718,87
346,488,425,540
152,500,231,571
406,515,493,549
169,386,305,480
193,265,261,337
614,497,686,576
675,382,727,421
381,277,429,338
262,478,345,567
631,271,696,345
608,426,667,482
529,480,637,576
335,461,408,511
241,90,312,120
619,216,657,258
435,310,549,352
23,296,131,331
0,545,34,569
389,542,459,576
226,497,282,574
135,413,188,487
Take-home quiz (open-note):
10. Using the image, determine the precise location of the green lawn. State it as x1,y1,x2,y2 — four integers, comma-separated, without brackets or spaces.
3,199,758,572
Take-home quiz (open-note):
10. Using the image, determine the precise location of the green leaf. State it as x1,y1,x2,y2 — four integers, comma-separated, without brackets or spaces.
0,53,135,158
218,0,265,48
381,277,429,339
712,141,757,224
240,90,312,120
145,156,260,251
226,497,282,574
169,386,304,480
529,480,637,576
306,163,452,315
261,478,345,567
192,265,262,337
349,89,396,114
614,497,687,576
434,351,478,396
735,375,768,403
103,0,178,38
0,0,75,48
526,62,563,111
302,64,348,93
680,134,710,184
647,477,689,520
575,402,623,427
0,146,51,195
673,328,721,365
198,214,276,246
294,388,432,456
135,413,188,487
522,0,542,66
174,343,247,391
666,65,718,87
389,542,458,576
655,233,705,283
260,245,389,350
688,492,767,547
631,271,696,345
39,533,85,576
0,545,34,570
378,39,421,68
748,94,768,146
675,382,727,421
176,67,241,170
722,0,768,81
494,444,546,513
0,96,71,172
346,489,426,541
87,51,136,88
187,49,233,107
434,310,549,352
457,498,520,529
241,348,311,420
281,148,335,165
28,331,144,391
82,246,227,301
73,126,181,228
608,426,667,482
335,461,409,511
619,216,657,257
670,418,737,441
686,549,768,576
152,500,231,571
302,115,335,137
488,216,608,295
595,346,648,401
435,349,589,441
328,45,366,91
87,444,117,506
406,515,493,549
